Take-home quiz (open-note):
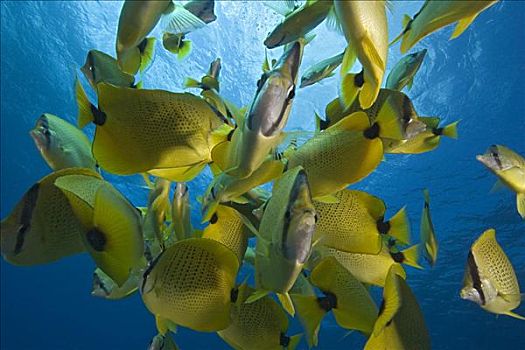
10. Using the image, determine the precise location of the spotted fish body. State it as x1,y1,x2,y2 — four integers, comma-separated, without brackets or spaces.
0,169,95,265
141,238,239,332
460,229,523,319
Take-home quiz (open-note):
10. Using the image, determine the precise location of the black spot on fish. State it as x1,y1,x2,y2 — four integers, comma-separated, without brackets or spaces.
87,51,96,82
424,201,430,209
489,145,502,169
210,213,218,224
387,238,396,248
364,123,380,139
432,127,444,136
354,70,365,88
86,228,106,252
319,117,331,131
401,95,413,123
467,250,485,305
91,104,107,126
390,251,405,263
14,183,40,255
317,291,337,312
227,129,234,141
377,218,391,235
302,270,309,278
279,333,290,347
137,38,148,54
230,288,239,303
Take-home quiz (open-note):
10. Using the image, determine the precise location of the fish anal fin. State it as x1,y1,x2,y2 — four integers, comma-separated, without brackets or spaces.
450,14,479,40
504,311,525,321
277,292,295,316
245,289,270,304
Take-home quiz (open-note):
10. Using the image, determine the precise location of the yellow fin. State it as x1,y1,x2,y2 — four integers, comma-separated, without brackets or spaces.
75,77,95,128
373,265,403,336
504,311,525,321
400,244,422,269
91,185,143,286
375,97,405,140
139,37,156,73
450,14,479,40
441,120,459,139
517,193,525,219
156,315,169,335
340,45,357,78
340,73,362,109
148,162,207,182
184,77,201,88
361,33,385,71
313,194,340,204
277,292,295,316
332,111,370,132
291,294,325,347
387,206,411,245
209,124,234,150
178,39,192,60
288,334,303,350
210,141,231,173
245,289,270,304
119,47,141,75
141,173,154,189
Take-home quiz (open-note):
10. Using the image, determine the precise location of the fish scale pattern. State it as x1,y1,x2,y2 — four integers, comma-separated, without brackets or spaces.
145,239,238,331
313,190,384,254
473,231,520,295
287,126,383,198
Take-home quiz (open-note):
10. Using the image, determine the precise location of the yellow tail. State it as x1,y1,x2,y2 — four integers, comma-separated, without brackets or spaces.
388,206,411,245
139,37,156,73
291,294,326,347
287,333,303,350
400,244,422,269
441,120,459,139
75,77,95,128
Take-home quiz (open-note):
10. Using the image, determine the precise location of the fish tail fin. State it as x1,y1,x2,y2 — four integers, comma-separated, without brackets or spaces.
184,77,202,89
441,120,459,139
277,292,295,316
292,294,326,347
401,244,422,269
75,77,95,128
423,188,430,203
504,311,525,321
139,37,156,73
287,333,303,350
134,80,144,89
373,265,403,336
387,206,410,245
517,193,525,219
178,39,192,60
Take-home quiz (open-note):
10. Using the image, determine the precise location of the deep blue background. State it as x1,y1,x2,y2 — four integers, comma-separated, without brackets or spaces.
1,1,524,349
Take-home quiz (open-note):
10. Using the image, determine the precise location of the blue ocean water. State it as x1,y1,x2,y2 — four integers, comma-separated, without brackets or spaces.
1,1,524,349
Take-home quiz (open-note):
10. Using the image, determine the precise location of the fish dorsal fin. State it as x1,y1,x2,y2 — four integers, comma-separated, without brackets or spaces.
450,14,479,40
161,4,206,34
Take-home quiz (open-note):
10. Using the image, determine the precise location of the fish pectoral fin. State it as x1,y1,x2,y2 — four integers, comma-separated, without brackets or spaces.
490,180,507,194
517,193,525,219
245,289,270,304
277,292,295,316
450,14,479,40
155,315,178,335
161,4,206,35
210,141,232,172
291,294,326,347
504,311,525,321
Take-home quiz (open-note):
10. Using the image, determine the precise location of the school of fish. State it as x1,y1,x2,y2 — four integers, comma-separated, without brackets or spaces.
2,1,523,349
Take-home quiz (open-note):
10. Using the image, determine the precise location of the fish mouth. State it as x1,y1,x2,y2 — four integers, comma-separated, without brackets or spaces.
29,129,47,152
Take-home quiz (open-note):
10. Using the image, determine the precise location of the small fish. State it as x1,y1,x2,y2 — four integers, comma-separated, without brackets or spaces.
334,1,389,109
162,0,216,60
300,51,344,88
313,189,411,254
292,257,378,347
284,111,391,199
383,117,459,154
201,156,284,222
140,238,239,332
308,244,418,287
364,265,431,349
91,267,141,300
201,205,253,262
81,49,135,91
0,168,97,266
148,333,179,350
218,282,302,350
264,0,333,49
116,0,208,74
30,113,96,171
215,40,304,179
75,80,232,180
171,182,192,242
460,229,524,320
143,178,171,260
477,145,525,218
419,189,438,267
385,49,427,91
250,166,317,316
54,173,144,286
394,1,498,54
